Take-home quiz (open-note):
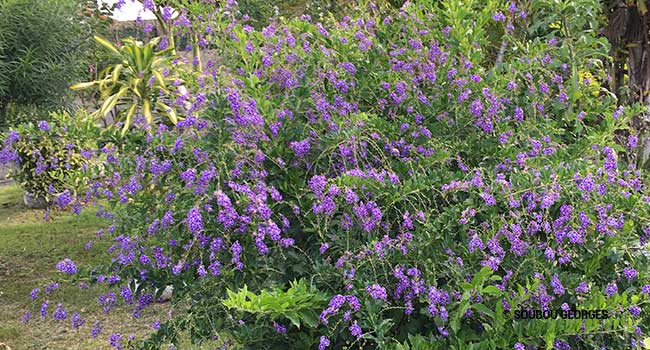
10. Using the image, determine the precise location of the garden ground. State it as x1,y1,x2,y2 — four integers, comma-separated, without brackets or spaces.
0,184,162,350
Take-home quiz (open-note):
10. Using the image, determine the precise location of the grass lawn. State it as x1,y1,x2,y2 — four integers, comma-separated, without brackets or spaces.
0,184,163,350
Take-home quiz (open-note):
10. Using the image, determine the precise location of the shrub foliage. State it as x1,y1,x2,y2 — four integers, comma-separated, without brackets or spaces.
8,1,650,350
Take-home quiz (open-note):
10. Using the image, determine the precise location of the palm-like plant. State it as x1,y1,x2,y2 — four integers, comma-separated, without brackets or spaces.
71,35,182,135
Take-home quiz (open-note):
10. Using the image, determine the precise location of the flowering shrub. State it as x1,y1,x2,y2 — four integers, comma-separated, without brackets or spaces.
0,111,100,204
16,1,650,350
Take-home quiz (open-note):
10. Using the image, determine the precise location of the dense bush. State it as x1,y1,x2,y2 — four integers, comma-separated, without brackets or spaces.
14,1,650,350
0,111,100,205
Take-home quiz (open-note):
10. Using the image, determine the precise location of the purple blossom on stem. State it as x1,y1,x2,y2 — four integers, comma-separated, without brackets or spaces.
604,282,618,297
623,267,638,282
550,274,565,296
628,134,638,149
349,320,362,338
290,138,311,158
186,207,203,234
319,336,330,350
366,284,388,301
492,12,506,21
575,282,590,294
274,321,287,334
37,120,50,131
57,190,73,207
142,0,155,11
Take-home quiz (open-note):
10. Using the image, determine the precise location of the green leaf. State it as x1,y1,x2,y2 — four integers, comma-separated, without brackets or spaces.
482,286,502,297
69,81,98,90
472,303,494,318
300,310,319,328
472,266,493,288
121,103,138,136
94,35,119,54
286,311,301,328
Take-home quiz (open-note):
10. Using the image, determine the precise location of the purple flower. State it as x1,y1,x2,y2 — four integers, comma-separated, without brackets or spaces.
290,138,311,158
492,12,506,21
480,192,497,206
309,175,328,197
273,321,287,334
180,168,196,187
142,0,155,11
109,333,122,348
29,288,39,300
71,312,84,328
623,267,638,282
37,120,50,131
161,6,173,21
642,285,650,295
197,264,207,278
544,247,555,260
613,106,624,120
628,134,638,149
514,107,524,121
40,301,48,317
161,210,175,228
120,287,134,304
91,321,102,338
340,62,357,75
57,190,73,207
468,234,485,252
438,326,449,336
319,336,330,350
575,282,590,294
604,282,618,297
515,343,525,350
319,243,329,254
56,258,77,274
53,303,67,320
349,320,362,338
231,241,243,270
554,339,570,350
366,283,388,301
550,274,565,296
186,207,203,234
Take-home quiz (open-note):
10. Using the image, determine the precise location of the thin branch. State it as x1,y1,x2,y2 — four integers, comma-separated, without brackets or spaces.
496,17,513,67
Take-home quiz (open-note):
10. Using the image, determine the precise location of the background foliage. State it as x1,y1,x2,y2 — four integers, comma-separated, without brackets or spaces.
0,0,108,126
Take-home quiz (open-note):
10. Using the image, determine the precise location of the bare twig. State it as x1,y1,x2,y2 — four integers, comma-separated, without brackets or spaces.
496,17,513,67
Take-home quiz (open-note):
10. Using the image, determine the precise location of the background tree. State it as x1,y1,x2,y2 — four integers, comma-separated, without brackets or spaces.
0,0,109,127
605,0,650,167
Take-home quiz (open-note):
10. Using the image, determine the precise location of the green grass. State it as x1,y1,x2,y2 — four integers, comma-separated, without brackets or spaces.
0,184,162,350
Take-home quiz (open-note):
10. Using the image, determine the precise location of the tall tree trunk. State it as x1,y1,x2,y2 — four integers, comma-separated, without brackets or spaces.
606,0,650,168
